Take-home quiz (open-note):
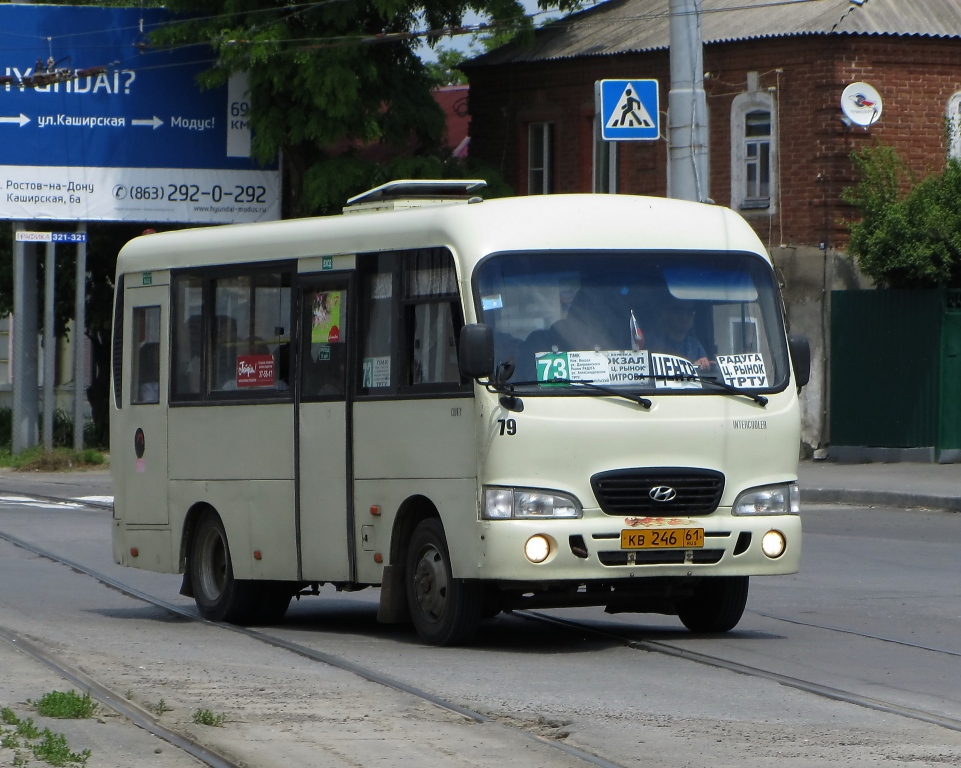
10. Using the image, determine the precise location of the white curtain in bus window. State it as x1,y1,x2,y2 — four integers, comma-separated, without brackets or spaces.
212,273,291,392
405,248,460,385
171,275,203,396
361,256,393,389
303,288,347,397
131,305,161,404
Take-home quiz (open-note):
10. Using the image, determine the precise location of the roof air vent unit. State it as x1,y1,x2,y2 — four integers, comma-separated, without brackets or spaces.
343,179,486,214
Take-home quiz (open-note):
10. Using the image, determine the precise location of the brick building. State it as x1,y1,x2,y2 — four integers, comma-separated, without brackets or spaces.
462,0,961,453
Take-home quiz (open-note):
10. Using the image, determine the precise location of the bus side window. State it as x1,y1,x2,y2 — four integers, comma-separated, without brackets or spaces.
404,249,462,386
171,274,203,398
210,272,291,394
131,306,161,405
358,255,395,393
302,287,347,399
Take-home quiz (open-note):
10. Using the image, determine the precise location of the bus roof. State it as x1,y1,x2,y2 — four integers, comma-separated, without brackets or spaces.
116,194,770,276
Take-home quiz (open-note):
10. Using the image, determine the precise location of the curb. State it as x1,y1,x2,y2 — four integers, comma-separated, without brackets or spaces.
802,488,961,512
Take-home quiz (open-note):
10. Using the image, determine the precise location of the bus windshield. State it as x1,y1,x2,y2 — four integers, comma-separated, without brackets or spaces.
474,250,790,393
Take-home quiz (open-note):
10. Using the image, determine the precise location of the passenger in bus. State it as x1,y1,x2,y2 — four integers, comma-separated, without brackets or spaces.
137,342,160,403
644,297,710,369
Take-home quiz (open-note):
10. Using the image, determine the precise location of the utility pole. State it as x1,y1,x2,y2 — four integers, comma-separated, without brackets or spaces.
668,0,710,202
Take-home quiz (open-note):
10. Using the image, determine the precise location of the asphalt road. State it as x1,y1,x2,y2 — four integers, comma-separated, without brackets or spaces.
0,495,959,768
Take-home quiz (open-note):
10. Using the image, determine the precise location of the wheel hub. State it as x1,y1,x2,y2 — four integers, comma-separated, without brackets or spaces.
413,545,447,622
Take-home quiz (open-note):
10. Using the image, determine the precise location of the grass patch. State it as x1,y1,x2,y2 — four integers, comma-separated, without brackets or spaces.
0,447,108,472
192,709,224,727
31,729,91,766
34,691,97,720
154,699,171,716
16,717,40,740
1,704,91,767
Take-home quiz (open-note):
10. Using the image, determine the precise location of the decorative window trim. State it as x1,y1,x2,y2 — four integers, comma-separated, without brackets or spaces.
947,91,961,160
730,89,777,214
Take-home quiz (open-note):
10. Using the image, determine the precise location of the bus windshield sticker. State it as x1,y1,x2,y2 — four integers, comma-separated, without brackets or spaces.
716,353,768,388
482,294,503,311
311,291,342,343
535,350,649,385
650,353,702,388
237,354,275,387
362,356,391,388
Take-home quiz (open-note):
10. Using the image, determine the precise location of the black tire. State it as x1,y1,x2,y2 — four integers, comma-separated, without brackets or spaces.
676,576,749,633
190,510,259,624
405,518,482,646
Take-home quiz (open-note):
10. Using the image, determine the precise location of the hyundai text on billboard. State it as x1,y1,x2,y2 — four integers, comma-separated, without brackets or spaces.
0,5,280,223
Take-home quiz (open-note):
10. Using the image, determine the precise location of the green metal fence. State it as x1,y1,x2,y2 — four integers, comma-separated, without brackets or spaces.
831,289,946,454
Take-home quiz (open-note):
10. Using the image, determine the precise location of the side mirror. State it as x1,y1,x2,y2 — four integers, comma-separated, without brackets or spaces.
788,334,811,388
459,323,495,380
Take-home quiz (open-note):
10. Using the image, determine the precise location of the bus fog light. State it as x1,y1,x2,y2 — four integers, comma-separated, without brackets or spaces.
761,530,786,558
524,535,551,564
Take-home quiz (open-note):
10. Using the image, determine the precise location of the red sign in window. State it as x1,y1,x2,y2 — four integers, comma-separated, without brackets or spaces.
236,354,275,387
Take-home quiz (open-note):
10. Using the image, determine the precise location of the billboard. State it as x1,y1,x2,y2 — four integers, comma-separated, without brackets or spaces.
0,5,280,224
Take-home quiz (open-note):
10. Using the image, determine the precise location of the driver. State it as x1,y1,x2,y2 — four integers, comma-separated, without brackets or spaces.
644,297,710,369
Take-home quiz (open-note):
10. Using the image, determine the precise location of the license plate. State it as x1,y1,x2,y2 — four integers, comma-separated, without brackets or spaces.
620,528,704,549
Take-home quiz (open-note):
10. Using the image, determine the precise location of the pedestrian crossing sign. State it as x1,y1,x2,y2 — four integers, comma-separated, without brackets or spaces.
597,79,659,141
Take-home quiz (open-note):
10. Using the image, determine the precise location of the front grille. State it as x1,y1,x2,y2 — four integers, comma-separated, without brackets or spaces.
591,468,725,516
598,550,724,566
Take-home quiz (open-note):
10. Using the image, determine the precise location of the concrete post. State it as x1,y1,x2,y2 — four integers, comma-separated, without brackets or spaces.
43,241,56,451
12,224,39,453
73,224,87,451
668,0,710,202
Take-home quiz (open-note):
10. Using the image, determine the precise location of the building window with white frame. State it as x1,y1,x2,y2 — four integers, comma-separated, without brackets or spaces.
948,91,961,160
731,88,777,213
528,122,554,195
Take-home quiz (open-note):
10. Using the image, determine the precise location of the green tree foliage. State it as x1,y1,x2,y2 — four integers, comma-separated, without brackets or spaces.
842,144,961,288
425,46,469,86
151,0,580,216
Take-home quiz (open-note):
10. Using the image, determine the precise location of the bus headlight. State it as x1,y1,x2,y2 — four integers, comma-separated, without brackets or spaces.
483,488,582,519
732,483,800,516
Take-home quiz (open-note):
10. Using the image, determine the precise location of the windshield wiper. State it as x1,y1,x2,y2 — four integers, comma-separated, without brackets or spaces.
686,374,768,406
546,378,652,409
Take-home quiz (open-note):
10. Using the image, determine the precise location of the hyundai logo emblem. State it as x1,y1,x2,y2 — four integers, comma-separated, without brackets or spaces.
649,486,677,502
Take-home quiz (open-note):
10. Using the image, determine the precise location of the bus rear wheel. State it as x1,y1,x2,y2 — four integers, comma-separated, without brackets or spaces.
676,576,749,633
405,518,482,646
190,510,259,624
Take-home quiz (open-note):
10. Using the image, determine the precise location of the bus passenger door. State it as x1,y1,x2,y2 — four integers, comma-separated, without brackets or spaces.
122,283,169,525
296,278,352,582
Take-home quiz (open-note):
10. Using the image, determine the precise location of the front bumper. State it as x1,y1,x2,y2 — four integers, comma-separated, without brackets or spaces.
473,508,801,582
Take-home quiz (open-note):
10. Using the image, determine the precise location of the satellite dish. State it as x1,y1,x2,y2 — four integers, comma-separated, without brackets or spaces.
841,82,882,127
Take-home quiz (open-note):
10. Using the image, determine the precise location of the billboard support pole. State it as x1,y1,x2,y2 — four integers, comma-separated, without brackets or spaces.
12,223,39,453
74,223,87,451
43,241,56,451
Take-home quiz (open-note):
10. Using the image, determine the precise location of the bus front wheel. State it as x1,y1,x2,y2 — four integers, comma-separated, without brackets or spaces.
190,510,258,624
676,576,749,633
405,518,482,646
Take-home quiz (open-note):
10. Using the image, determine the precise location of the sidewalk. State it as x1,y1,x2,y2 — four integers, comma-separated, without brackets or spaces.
1,462,960,512
0,467,113,503
798,459,961,512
